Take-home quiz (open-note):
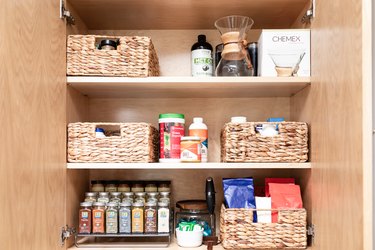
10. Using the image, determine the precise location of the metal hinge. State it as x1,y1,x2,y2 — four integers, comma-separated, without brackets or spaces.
61,225,76,246
301,0,315,24
60,0,75,25
307,224,315,242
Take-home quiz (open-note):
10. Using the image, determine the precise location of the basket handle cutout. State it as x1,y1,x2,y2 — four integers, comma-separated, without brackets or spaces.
94,124,121,138
254,123,281,137
94,37,121,51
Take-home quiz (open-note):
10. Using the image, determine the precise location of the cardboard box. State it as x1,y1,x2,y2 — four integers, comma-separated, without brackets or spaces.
258,29,310,76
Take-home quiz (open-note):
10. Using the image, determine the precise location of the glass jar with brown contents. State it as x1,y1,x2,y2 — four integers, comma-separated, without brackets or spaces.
144,201,157,233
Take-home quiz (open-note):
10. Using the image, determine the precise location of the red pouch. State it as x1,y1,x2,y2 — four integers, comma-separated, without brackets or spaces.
269,183,303,222
265,178,295,197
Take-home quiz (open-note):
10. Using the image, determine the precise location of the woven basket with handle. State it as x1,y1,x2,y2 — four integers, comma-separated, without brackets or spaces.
67,35,160,77
221,122,308,162
220,205,307,249
67,122,158,163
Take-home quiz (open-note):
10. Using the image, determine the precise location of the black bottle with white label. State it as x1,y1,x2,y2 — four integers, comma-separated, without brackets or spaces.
191,35,213,77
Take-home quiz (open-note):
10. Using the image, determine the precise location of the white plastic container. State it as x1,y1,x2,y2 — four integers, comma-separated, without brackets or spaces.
176,228,204,248
188,117,208,162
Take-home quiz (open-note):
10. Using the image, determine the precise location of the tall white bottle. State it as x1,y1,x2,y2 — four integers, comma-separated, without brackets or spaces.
188,117,208,162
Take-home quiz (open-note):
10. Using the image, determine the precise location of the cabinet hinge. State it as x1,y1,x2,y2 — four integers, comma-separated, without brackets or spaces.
61,225,76,246
301,0,315,24
60,0,75,25
307,224,315,242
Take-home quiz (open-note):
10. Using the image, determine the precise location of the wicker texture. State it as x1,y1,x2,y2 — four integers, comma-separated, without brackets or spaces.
220,205,307,249
67,122,158,163
67,35,160,77
221,122,308,162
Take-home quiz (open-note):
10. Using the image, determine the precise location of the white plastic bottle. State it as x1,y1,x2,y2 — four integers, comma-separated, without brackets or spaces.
188,117,208,162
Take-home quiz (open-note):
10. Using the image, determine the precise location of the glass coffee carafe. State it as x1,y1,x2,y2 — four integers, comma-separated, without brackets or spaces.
215,15,254,76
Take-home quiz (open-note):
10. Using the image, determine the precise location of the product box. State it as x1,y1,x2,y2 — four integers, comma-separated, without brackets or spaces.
258,29,310,77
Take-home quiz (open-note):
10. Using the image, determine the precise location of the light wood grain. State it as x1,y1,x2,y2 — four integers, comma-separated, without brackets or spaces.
69,0,309,30
67,162,312,169
291,0,365,248
67,76,311,98
0,0,66,249
88,97,290,162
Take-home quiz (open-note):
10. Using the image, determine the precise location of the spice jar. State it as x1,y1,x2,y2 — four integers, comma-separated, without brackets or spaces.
131,183,144,193
147,192,159,203
145,183,157,192
78,202,92,234
144,201,157,233
110,192,122,204
135,192,146,204
158,182,171,192
159,192,170,205
132,201,144,233
122,192,134,203
106,202,119,234
84,192,98,203
97,192,110,203
119,201,132,234
91,180,105,192
105,181,118,192
92,202,106,233
118,181,131,192
158,202,170,233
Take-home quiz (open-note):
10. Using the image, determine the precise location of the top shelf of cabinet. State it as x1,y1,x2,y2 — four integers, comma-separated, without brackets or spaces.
67,76,310,98
69,0,310,30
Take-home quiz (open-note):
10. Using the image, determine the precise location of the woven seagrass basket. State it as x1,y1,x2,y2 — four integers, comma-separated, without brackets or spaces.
221,122,308,162
67,122,158,163
220,205,307,249
67,35,160,77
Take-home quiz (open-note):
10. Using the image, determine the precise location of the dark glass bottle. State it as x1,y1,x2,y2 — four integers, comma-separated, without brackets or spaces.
191,35,213,76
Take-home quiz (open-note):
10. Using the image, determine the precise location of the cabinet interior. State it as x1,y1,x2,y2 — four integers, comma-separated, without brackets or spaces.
65,2,313,248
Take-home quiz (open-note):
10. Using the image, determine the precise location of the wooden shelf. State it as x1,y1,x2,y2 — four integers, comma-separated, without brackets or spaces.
67,162,311,170
67,76,310,98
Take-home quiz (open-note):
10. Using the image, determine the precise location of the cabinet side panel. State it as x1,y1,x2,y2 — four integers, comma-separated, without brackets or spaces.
0,0,66,249
291,0,364,248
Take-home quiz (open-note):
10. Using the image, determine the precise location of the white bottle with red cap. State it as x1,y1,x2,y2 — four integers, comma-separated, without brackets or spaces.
188,117,208,162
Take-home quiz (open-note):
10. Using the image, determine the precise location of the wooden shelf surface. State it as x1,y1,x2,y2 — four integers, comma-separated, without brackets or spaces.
67,162,311,170
67,76,310,98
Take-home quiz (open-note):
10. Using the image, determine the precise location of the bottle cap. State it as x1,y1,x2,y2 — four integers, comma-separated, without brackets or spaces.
231,116,247,123
198,34,206,43
193,117,203,123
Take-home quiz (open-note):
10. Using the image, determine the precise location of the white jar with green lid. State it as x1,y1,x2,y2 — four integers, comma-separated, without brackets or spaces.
159,113,185,163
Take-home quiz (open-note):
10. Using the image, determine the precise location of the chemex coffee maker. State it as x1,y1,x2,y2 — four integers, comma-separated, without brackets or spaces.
175,177,218,248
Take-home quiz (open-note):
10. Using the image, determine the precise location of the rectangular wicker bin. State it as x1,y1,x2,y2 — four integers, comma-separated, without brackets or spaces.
67,122,158,163
67,35,160,77
220,205,307,249
221,122,308,163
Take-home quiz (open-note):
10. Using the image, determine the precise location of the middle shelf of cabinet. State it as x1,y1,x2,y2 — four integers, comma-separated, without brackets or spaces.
67,76,311,98
67,162,311,170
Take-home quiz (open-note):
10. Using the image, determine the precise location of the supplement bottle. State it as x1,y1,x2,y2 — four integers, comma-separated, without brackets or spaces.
159,113,185,162
191,35,213,76
188,117,208,162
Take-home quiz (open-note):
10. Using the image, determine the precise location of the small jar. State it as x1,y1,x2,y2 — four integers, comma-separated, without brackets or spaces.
180,136,201,162
158,183,171,192
132,201,144,233
158,202,170,233
118,181,131,192
92,202,106,233
159,192,170,205
131,183,144,193
91,180,105,192
106,202,119,234
145,183,158,192
84,192,97,203
122,192,134,203
105,181,118,192
146,192,159,203
144,201,157,233
135,192,146,204
110,192,122,204
78,202,92,234
119,201,132,234
97,192,110,203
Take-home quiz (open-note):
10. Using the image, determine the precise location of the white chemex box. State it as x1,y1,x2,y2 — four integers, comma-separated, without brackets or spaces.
258,29,310,77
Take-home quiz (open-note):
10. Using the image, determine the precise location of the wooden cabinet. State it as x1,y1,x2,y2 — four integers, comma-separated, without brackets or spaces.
0,0,372,250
